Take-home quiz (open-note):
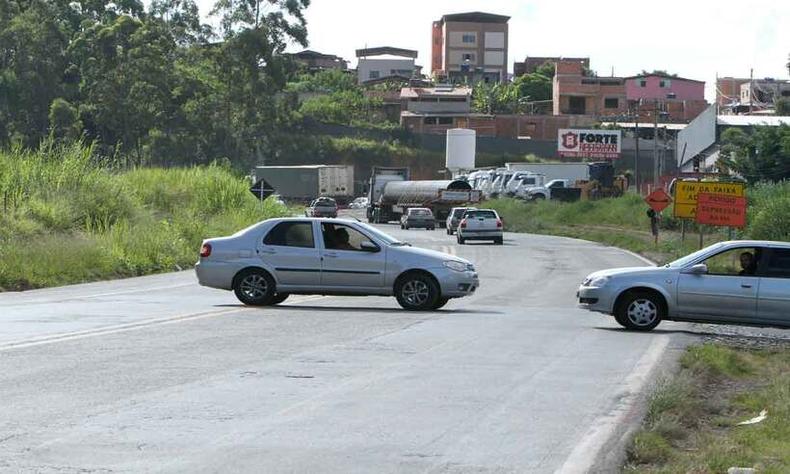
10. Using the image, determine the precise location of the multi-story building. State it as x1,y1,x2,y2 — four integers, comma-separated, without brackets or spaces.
739,79,790,111
624,73,708,122
513,56,589,77
431,12,509,84
552,60,628,117
289,50,347,72
356,47,419,84
716,77,750,110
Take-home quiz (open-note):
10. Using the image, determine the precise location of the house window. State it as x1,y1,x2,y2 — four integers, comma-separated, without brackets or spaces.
782,90,790,97
462,34,476,43
667,92,677,99
659,79,671,88
438,117,453,125
369,70,379,79
462,53,475,62
604,98,619,109
423,117,436,125
639,80,647,87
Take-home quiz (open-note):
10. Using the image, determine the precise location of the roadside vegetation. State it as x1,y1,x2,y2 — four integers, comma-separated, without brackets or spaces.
0,143,287,290
625,343,790,473
487,181,790,264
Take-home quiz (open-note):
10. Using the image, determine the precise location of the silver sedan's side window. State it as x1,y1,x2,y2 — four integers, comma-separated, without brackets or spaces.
702,247,762,276
764,249,790,278
263,222,315,248
321,223,375,252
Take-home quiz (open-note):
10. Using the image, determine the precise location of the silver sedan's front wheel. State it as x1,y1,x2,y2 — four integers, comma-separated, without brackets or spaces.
615,291,663,331
233,269,276,306
395,273,440,311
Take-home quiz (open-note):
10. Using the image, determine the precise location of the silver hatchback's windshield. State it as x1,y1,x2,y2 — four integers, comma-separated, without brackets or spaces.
355,222,402,245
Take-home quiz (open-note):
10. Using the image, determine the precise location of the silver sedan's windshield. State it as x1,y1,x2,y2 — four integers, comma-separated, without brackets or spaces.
355,222,403,245
667,243,724,268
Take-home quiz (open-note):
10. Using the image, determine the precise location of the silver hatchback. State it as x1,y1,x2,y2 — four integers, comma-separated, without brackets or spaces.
578,241,790,331
196,218,479,310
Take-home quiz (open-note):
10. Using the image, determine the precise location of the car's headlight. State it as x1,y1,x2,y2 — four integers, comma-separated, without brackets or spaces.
444,260,473,272
588,276,611,287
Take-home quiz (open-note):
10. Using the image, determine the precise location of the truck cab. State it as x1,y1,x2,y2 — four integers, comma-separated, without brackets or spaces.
513,174,547,199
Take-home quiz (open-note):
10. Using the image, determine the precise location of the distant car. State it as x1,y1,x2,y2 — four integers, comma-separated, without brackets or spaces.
577,241,790,331
305,197,338,218
401,207,436,230
456,209,503,245
446,207,476,235
195,218,479,310
349,197,368,209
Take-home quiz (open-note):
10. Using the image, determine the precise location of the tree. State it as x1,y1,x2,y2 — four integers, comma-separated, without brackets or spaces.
776,98,790,116
720,125,790,182
49,98,83,141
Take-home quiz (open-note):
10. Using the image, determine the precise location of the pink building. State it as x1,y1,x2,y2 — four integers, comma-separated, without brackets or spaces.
625,73,704,101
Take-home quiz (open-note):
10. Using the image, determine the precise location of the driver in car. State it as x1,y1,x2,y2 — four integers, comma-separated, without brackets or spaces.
739,251,757,276
332,228,356,251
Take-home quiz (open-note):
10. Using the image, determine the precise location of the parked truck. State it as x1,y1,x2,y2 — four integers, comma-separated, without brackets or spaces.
368,178,482,226
366,167,410,222
253,165,354,202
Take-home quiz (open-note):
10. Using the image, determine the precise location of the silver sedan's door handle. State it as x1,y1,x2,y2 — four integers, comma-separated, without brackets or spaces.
741,284,752,288
324,252,338,258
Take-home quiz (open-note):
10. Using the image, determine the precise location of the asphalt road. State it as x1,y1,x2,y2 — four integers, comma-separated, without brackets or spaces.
0,220,687,473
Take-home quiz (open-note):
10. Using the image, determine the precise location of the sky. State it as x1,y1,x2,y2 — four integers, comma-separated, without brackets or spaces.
193,0,790,101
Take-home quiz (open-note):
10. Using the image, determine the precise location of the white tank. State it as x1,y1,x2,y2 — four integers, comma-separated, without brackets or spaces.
446,128,476,171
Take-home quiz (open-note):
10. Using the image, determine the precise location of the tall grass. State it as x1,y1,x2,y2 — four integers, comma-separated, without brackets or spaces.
0,143,287,290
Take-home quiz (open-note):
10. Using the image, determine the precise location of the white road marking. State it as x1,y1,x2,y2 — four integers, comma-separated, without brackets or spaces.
0,295,324,352
555,334,670,474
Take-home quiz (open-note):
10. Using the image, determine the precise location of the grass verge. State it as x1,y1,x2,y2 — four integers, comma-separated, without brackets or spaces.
0,143,288,290
625,343,790,473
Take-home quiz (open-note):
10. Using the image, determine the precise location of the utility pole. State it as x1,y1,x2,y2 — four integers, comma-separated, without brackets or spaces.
634,100,640,194
653,99,659,188
749,68,754,114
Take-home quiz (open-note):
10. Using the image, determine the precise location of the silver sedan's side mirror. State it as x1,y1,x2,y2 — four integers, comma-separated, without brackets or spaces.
360,241,380,252
683,263,708,275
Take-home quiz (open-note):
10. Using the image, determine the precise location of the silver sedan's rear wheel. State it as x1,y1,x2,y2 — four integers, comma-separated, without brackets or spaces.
233,269,276,306
395,273,440,311
615,291,663,331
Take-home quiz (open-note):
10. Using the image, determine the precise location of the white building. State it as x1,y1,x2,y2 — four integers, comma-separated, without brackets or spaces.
356,47,419,84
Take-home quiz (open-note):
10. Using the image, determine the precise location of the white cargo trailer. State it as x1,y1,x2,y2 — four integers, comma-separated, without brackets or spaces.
253,165,354,202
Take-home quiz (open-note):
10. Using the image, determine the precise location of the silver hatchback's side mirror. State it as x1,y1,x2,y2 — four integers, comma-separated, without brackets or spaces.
684,263,708,275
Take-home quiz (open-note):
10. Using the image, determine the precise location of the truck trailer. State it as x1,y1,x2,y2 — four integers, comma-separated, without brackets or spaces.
253,165,354,202
369,179,482,226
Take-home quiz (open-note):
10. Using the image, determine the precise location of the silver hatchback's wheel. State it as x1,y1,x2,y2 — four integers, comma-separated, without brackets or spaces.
233,269,276,306
395,273,440,311
615,291,663,331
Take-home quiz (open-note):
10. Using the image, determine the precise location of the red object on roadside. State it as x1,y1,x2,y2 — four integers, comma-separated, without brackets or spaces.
696,193,747,228
645,188,672,213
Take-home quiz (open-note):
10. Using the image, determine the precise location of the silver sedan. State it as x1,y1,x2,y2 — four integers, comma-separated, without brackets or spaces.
196,218,479,310
578,240,790,331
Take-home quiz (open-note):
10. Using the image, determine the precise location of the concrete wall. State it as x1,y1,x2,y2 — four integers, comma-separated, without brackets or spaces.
626,76,704,101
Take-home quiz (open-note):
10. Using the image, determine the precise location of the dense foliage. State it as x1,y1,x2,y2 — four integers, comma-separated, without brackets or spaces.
472,62,553,114
0,0,309,168
720,124,790,182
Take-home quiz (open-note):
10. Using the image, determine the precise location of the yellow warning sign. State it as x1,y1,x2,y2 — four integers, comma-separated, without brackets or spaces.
673,181,745,219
